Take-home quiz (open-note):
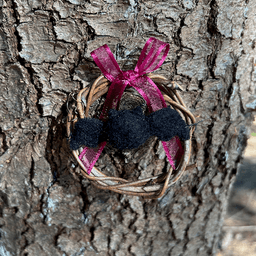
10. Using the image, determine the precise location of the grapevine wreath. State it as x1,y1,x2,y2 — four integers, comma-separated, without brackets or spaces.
66,37,196,199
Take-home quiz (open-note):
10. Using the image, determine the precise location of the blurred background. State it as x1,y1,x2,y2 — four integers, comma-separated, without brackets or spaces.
218,116,256,256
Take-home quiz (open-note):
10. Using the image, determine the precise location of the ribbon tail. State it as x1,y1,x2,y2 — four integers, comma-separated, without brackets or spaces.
130,76,184,169
99,80,128,121
78,79,129,174
162,137,184,170
79,142,106,175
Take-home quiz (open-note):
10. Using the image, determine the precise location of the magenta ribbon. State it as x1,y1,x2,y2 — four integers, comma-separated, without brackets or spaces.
79,37,184,175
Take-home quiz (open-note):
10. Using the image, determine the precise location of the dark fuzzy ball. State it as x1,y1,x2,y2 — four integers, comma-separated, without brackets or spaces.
70,118,104,150
146,106,190,141
105,106,150,150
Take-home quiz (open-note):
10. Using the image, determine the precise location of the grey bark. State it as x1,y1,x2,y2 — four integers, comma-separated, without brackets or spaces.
0,0,255,255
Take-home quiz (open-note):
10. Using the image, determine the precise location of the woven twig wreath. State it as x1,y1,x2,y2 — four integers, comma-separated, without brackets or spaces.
66,73,196,199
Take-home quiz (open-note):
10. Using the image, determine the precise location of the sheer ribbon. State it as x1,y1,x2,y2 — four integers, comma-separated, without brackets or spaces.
79,37,183,174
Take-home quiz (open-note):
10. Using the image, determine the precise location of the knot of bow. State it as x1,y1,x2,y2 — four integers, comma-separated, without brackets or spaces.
116,70,140,83
79,37,184,175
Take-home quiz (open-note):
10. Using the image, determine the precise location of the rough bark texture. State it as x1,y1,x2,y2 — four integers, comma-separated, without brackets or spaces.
0,0,255,255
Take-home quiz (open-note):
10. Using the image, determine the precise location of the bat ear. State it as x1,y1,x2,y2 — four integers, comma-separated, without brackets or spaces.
108,108,119,117
132,106,143,116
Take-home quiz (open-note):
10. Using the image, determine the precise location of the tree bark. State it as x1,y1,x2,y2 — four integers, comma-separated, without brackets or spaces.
0,0,255,255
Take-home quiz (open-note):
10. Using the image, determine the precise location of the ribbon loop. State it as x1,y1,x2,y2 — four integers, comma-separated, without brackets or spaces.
135,37,170,74
91,44,122,82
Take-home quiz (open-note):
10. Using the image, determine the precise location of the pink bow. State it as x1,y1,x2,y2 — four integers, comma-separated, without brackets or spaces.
79,37,183,174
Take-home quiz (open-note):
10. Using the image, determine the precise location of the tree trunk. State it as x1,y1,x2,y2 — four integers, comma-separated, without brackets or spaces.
0,0,255,255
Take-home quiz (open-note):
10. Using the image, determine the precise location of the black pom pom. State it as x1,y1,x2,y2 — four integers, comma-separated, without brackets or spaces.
70,118,103,150
105,106,150,150
146,106,190,141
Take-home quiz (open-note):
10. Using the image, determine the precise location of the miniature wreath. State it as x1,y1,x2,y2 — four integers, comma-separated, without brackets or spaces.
66,37,196,199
